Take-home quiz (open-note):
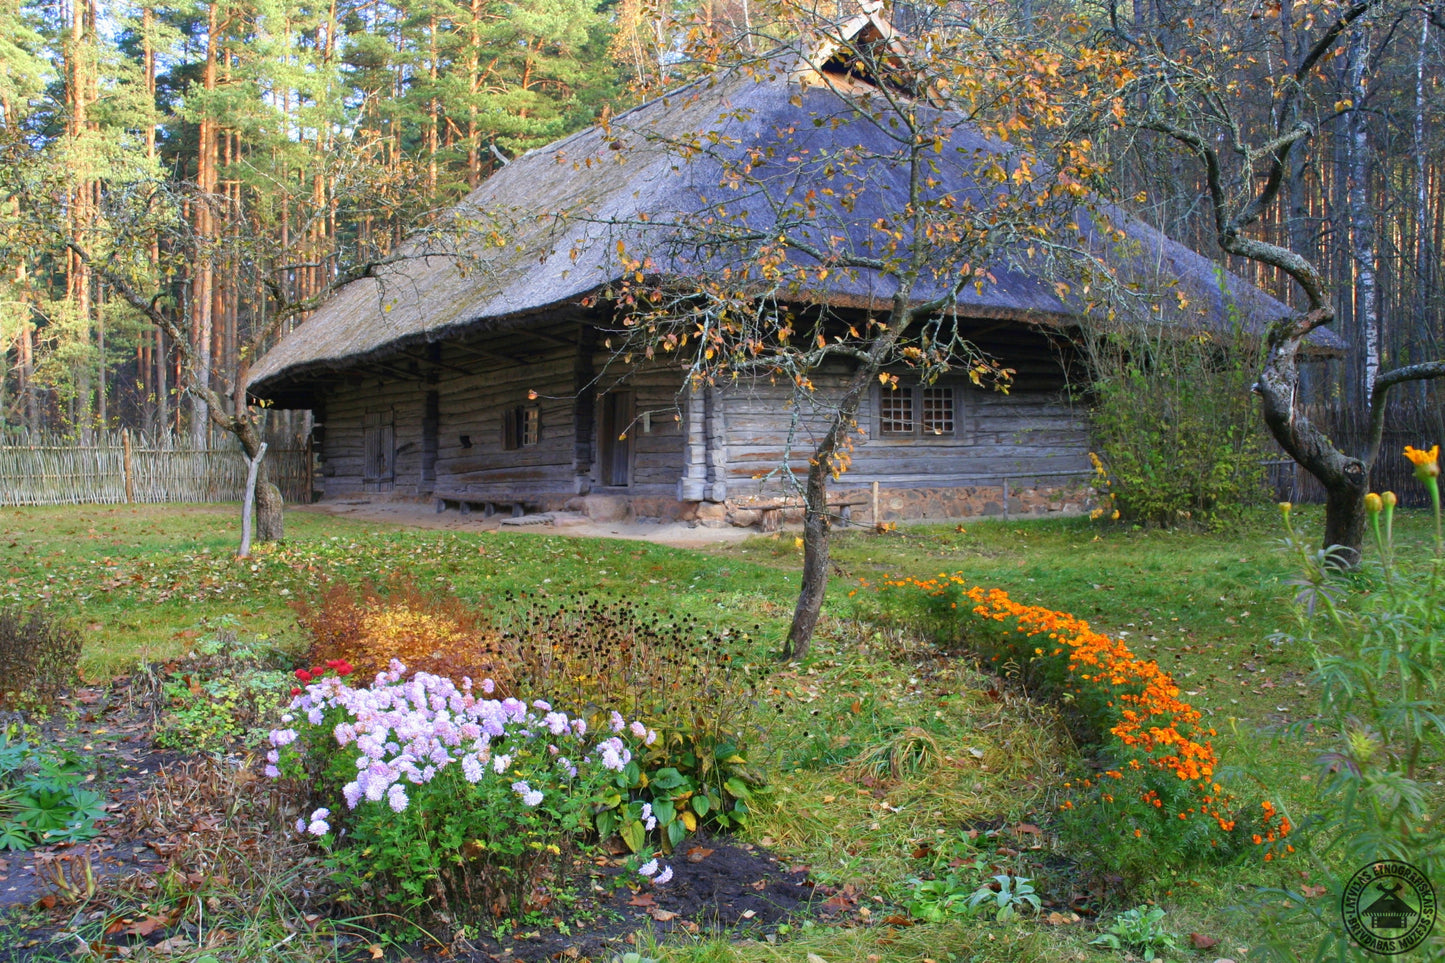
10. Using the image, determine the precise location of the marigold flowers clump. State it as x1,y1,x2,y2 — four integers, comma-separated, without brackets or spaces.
874,573,1251,868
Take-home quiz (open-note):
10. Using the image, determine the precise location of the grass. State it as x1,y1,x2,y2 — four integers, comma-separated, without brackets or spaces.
0,503,788,678
4,500,1438,961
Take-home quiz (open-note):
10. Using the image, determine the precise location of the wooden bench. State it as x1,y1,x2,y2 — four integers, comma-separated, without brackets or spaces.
732,493,870,532
432,492,531,518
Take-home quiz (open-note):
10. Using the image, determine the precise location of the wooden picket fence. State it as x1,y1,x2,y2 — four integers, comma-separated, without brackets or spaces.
0,431,311,507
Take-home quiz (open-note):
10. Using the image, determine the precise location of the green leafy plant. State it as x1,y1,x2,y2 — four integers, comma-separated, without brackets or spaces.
151,621,295,753
1084,327,1270,528
0,606,81,714
965,873,1041,922
904,833,1034,924
0,732,107,850
903,869,1042,924
904,874,977,922
603,729,762,850
1090,905,1181,961
1248,463,1445,960
595,751,757,854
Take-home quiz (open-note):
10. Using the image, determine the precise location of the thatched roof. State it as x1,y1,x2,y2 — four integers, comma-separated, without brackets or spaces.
248,34,1343,404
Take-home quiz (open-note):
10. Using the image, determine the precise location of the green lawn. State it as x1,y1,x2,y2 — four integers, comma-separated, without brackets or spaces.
4,500,1433,961
1,503,789,678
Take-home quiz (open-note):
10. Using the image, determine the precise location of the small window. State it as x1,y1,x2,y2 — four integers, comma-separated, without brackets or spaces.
922,387,954,435
503,405,541,450
878,384,959,439
879,389,915,436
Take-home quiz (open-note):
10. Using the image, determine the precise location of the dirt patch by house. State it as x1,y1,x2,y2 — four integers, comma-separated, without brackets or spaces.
294,499,759,549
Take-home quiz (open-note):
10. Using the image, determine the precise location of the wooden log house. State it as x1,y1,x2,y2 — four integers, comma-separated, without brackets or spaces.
247,5,1342,528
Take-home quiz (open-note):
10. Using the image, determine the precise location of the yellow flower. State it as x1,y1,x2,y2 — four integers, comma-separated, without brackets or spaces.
1364,493,1382,514
1382,491,1398,508
1404,445,1440,480
1278,501,1291,516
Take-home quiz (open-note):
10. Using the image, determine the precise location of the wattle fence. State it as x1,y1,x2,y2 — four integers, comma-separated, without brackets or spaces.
0,431,311,507
1268,402,1445,508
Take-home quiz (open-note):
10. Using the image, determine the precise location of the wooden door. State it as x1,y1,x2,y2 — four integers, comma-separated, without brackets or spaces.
599,391,633,487
362,409,395,493
420,391,439,493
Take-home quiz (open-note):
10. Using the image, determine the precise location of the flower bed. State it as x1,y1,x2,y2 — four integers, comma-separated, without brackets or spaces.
864,574,1276,879
267,661,670,927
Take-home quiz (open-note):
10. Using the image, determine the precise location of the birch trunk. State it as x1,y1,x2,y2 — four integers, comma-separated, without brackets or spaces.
1414,10,1433,384
1345,29,1379,401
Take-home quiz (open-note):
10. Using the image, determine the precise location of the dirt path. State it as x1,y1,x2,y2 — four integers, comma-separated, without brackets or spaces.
293,499,760,548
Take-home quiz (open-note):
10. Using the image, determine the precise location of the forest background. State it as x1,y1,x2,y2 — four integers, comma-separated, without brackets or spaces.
0,0,1441,446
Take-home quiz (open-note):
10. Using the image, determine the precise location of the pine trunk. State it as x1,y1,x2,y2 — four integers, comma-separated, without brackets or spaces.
190,2,220,447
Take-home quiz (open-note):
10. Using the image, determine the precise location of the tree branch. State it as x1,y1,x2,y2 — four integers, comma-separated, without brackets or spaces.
67,239,245,439
1365,361,1445,465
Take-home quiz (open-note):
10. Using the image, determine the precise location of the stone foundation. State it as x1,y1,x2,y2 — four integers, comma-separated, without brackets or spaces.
600,481,1092,528
568,494,700,524
853,482,1093,524
385,480,1092,529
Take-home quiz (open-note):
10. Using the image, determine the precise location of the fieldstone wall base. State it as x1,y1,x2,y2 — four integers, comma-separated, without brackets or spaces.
386,481,1093,529
855,483,1091,524
602,482,1091,527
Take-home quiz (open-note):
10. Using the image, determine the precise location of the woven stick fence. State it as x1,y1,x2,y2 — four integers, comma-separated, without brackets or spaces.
1268,402,1445,508
0,431,311,507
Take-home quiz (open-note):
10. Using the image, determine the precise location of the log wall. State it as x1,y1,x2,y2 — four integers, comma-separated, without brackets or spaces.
432,342,580,499
711,330,1089,500
593,361,686,496
318,371,428,496
312,318,1087,515
315,324,687,503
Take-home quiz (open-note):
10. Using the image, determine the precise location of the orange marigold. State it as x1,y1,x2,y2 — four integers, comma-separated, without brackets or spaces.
1404,444,1440,480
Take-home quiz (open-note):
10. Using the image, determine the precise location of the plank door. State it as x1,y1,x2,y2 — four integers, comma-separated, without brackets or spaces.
362,409,395,493
420,391,439,493
599,391,633,487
